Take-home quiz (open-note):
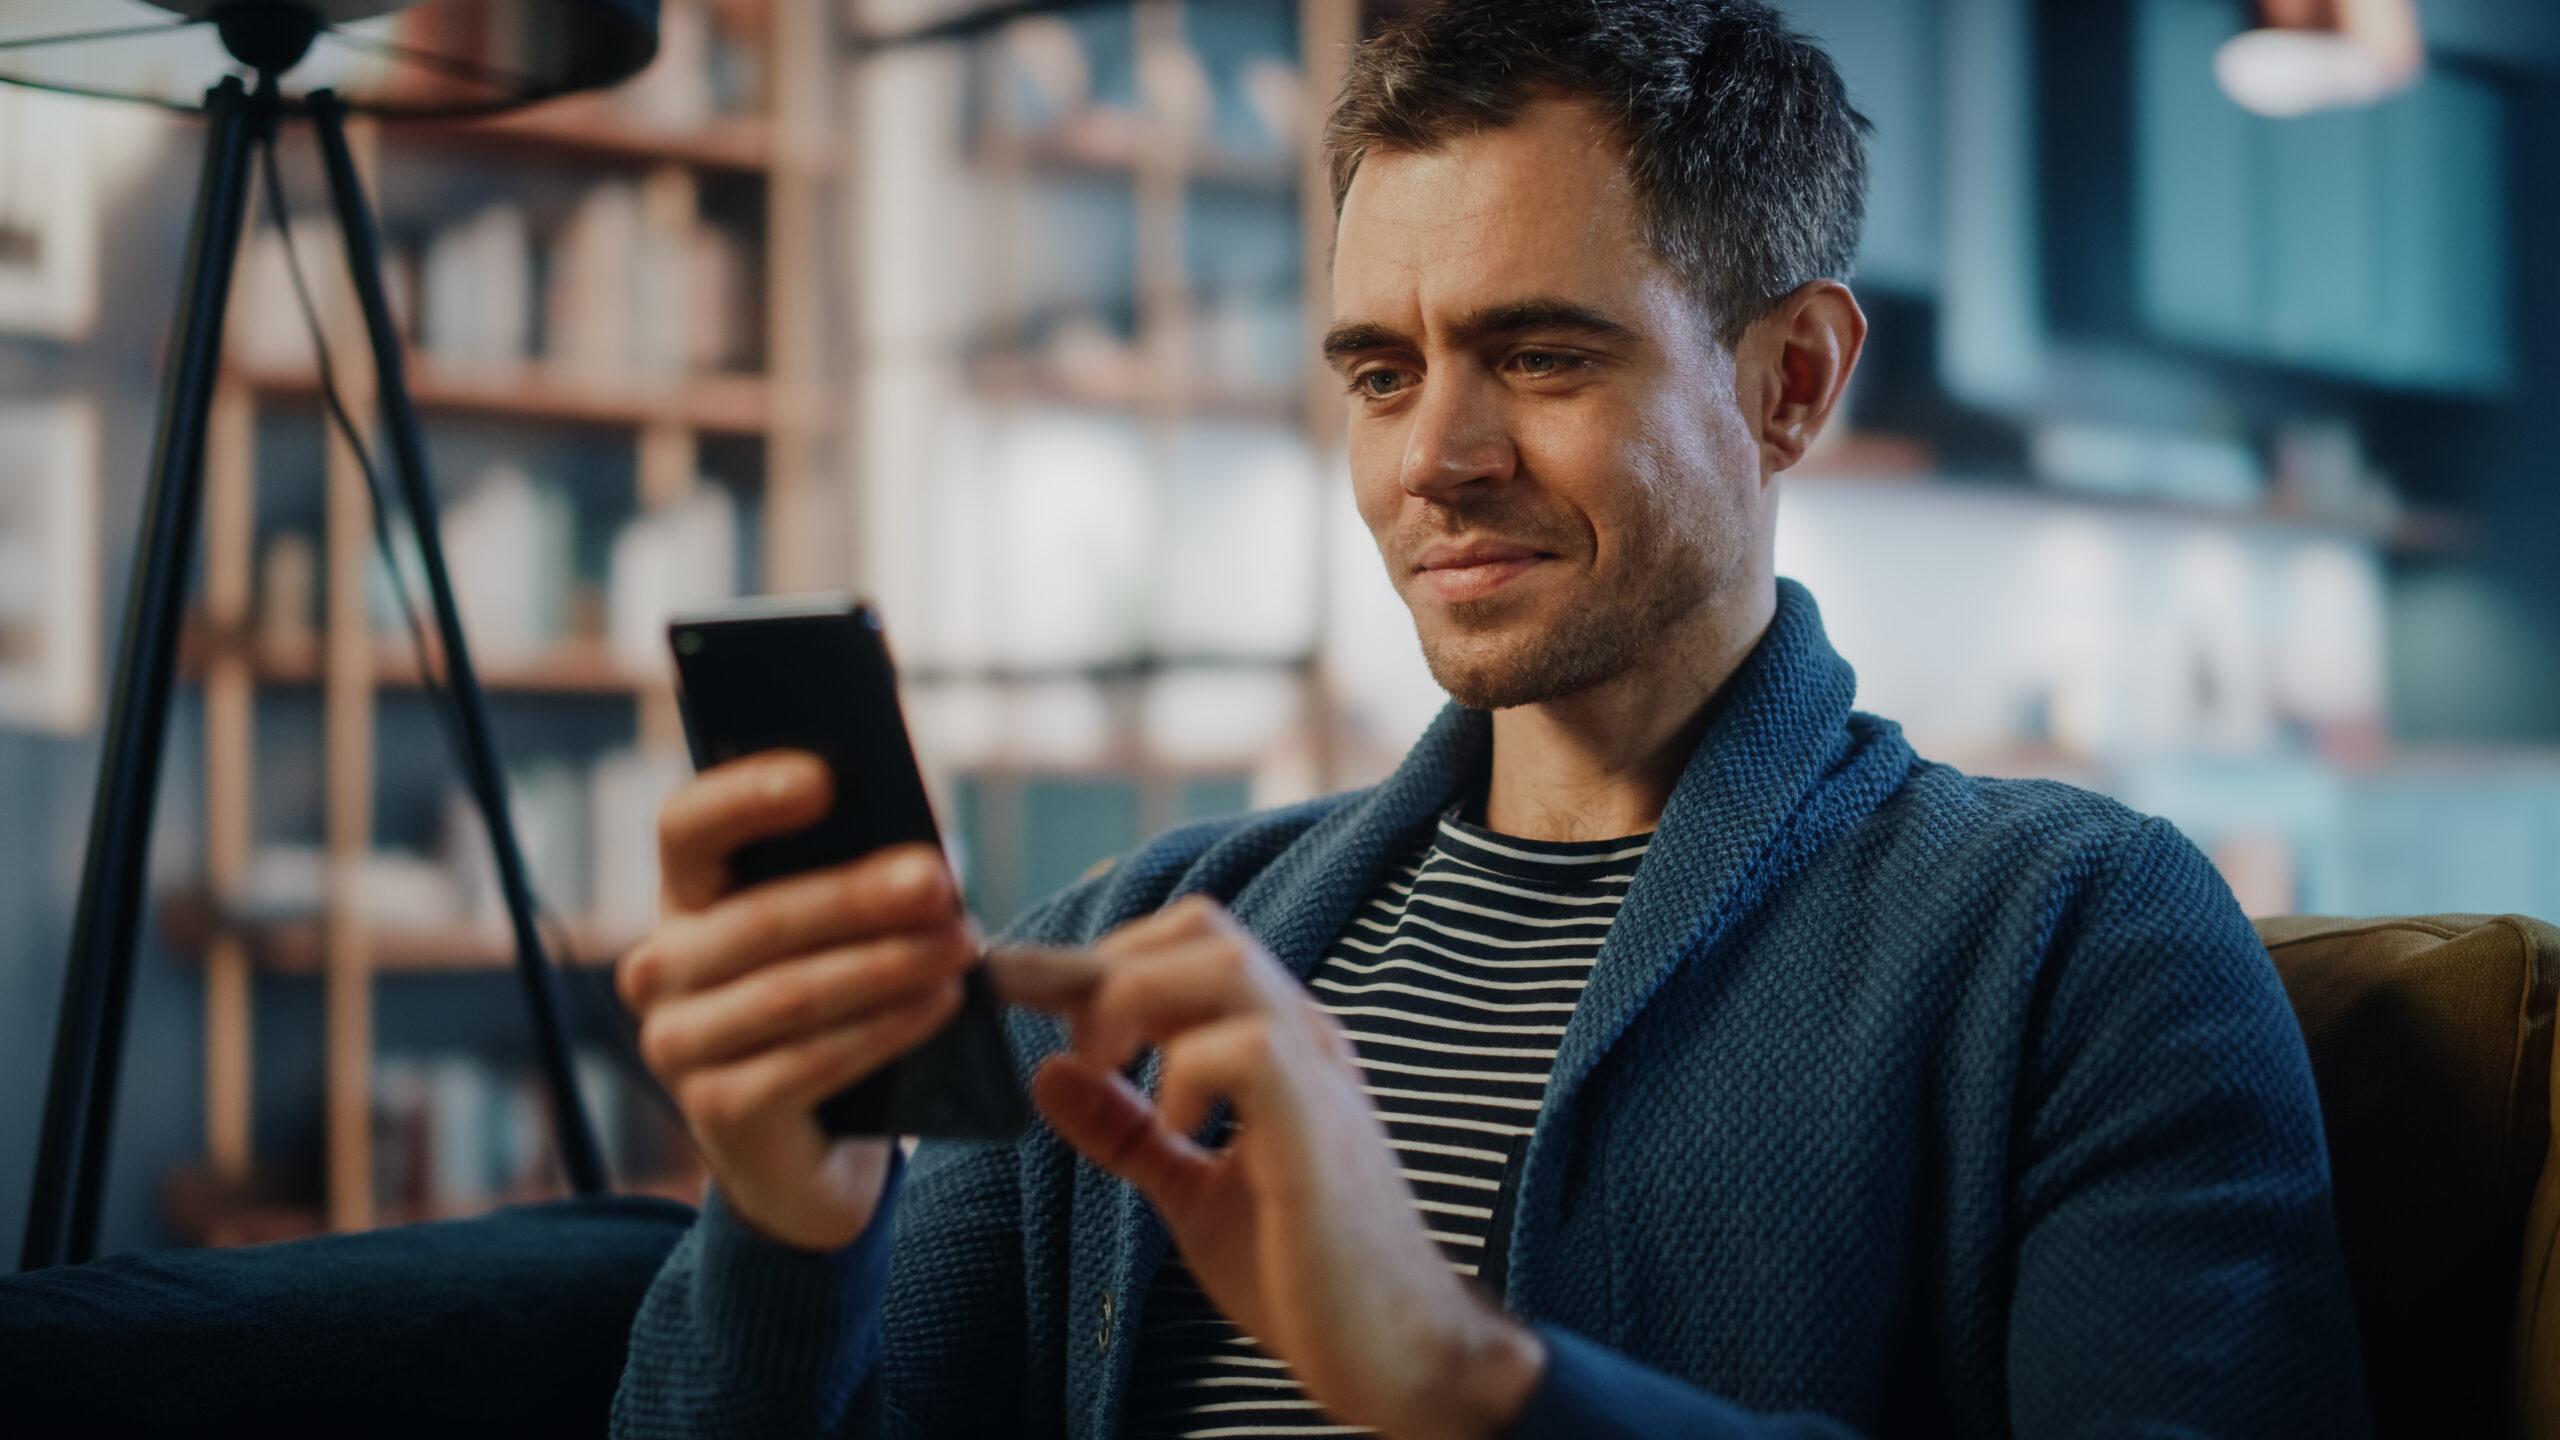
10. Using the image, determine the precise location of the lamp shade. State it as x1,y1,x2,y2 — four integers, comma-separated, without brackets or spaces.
2214,0,2424,118
0,0,659,116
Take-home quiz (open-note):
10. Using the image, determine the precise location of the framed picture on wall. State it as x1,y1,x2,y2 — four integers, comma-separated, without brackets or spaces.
0,398,99,733
0,85,99,340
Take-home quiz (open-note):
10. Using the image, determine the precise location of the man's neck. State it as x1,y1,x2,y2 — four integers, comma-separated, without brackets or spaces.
1480,580,1777,843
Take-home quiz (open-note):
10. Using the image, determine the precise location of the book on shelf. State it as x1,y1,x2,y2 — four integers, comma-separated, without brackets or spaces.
609,0,716,131
987,15,1305,182
445,746,684,943
447,762,594,924
421,203,534,368
370,1046,670,1221
163,739,678,962
394,177,760,389
545,182,643,383
229,218,419,373
545,179,714,384
368,463,577,663
257,530,318,655
685,223,757,373
210,846,460,930
608,483,740,679
591,747,689,935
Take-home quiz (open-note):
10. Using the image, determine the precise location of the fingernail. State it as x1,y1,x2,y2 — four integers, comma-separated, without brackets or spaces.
775,752,829,794
903,850,946,892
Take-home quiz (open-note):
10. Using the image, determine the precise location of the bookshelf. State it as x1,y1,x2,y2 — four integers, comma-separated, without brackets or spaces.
167,0,838,1243
168,0,1379,1246
841,0,1363,921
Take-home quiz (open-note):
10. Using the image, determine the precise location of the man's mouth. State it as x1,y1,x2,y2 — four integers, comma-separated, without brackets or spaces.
1413,540,1555,602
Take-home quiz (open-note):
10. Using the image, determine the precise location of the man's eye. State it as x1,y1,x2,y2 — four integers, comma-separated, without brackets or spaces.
1352,369,1406,399
1512,350,1573,377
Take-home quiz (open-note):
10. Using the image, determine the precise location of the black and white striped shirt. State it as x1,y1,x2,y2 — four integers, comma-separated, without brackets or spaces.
1121,799,1654,1439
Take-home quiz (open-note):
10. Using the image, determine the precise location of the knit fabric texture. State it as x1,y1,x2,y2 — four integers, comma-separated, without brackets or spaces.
611,578,2370,1439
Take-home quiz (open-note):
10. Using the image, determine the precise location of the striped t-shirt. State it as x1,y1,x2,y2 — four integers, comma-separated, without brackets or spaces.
1120,798,1654,1439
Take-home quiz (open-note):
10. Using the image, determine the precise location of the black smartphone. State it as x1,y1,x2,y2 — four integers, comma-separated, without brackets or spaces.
667,594,1027,1143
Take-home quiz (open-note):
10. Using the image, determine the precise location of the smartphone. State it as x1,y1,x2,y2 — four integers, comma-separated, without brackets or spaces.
667,594,1028,1143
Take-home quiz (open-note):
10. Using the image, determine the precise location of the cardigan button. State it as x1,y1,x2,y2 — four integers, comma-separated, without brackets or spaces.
1097,1291,1115,1354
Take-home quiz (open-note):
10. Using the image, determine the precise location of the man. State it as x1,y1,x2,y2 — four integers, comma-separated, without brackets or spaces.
611,2,2368,1436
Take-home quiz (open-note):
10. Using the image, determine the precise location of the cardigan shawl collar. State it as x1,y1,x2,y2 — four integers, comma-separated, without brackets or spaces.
1088,576,1917,1434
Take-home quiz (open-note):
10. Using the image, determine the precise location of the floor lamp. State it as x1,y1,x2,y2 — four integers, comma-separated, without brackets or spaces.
6,0,659,1272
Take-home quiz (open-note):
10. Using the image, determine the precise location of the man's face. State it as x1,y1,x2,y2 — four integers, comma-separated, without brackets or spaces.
1327,98,1766,712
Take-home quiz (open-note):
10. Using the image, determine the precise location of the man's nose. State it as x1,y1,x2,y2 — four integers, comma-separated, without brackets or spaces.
1396,370,1517,497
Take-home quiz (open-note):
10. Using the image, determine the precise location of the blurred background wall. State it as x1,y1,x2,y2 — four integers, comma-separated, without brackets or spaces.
1,0,2553,1254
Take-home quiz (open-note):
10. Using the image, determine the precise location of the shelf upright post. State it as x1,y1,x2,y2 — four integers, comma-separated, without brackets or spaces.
1300,0,1357,796
638,161,702,755
825,0,869,608
202,378,259,1225
1132,0,1188,840
319,115,382,1233
766,0,830,592
977,11,1032,917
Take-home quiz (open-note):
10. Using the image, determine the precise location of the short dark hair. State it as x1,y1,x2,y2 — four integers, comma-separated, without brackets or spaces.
1324,0,1870,346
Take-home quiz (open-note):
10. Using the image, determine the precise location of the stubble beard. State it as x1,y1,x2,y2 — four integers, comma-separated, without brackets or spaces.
1390,436,1754,712
1414,544,1718,711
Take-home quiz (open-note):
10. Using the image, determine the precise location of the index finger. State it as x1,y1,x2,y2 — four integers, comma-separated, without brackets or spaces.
657,750,834,912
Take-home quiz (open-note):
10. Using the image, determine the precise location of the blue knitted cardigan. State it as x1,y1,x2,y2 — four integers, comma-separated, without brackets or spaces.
613,578,2369,1439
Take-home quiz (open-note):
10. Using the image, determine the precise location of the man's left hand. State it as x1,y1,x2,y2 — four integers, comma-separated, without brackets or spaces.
988,895,1545,1440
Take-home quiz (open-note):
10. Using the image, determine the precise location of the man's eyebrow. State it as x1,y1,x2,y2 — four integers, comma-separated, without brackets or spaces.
1448,299,1641,348
1319,299,1641,367
1321,321,1408,366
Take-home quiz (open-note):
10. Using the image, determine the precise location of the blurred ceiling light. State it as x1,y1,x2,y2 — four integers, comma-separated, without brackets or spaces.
2215,0,2424,117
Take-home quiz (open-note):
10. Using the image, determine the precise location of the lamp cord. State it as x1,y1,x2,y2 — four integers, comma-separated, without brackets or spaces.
251,130,679,1136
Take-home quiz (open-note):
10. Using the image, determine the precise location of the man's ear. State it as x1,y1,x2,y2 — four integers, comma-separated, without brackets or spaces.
1742,279,1867,476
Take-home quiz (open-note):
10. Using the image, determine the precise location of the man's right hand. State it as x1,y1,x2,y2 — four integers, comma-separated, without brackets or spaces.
616,749,981,1253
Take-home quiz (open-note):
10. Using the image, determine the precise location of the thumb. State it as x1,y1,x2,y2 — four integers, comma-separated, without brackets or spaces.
1032,1053,1213,1215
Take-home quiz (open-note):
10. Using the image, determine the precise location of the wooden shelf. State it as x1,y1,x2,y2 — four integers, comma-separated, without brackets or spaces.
165,1161,707,1248
180,622,660,698
971,354,1299,426
232,357,791,437
1790,431,1939,478
2363,508,2477,557
390,99,785,174
1781,438,2475,557
1010,126,1298,197
161,888,645,976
